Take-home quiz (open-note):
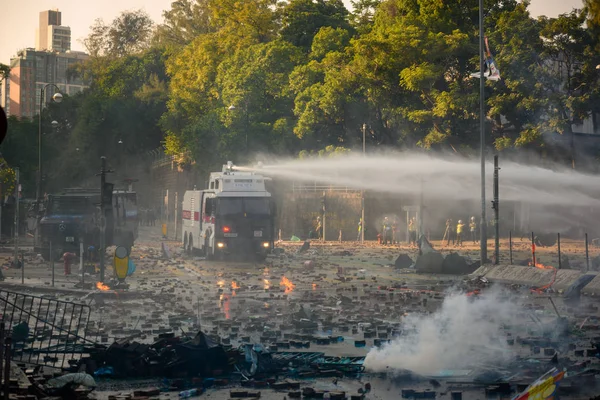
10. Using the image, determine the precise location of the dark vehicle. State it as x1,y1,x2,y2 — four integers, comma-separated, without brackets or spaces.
37,188,138,261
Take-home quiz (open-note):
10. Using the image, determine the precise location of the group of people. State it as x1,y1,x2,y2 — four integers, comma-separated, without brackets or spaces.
311,214,480,247
379,216,418,246
443,217,478,247
372,215,479,248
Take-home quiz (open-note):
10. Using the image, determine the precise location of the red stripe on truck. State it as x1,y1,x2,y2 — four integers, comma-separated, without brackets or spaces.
182,211,200,221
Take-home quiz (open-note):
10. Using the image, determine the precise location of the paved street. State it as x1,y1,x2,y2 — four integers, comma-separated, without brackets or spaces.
0,227,597,399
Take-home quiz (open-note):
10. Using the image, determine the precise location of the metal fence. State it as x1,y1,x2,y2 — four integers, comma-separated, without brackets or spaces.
504,231,596,271
0,289,92,369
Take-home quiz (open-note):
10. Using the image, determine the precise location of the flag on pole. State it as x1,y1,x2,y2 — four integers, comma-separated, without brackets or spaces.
470,36,501,81
511,368,565,400
484,37,501,81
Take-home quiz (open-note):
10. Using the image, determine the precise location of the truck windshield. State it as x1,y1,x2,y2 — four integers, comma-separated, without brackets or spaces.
217,198,243,216
244,198,270,215
48,196,95,215
217,198,270,216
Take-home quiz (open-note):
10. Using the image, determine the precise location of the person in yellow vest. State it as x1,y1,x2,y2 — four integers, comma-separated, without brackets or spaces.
469,216,477,243
456,220,465,247
316,216,323,240
408,217,417,247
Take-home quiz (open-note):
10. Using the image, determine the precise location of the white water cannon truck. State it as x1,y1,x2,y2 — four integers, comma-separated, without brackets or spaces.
181,162,275,261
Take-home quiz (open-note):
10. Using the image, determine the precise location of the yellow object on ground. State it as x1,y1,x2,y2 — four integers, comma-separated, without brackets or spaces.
113,246,129,281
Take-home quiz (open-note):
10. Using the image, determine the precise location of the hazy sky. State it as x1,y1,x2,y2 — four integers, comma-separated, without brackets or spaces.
1,0,585,65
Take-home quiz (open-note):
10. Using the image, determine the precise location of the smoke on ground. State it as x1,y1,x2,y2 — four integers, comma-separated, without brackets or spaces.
363,289,521,375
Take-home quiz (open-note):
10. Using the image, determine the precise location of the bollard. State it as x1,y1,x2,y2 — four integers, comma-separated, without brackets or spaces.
50,241,55,287
509,231,513,265
3,337,10,400
80,240,84,285
531,232,536,266
586,233,590,272
557,233,562,270
0,322,4,388
338,230,342,243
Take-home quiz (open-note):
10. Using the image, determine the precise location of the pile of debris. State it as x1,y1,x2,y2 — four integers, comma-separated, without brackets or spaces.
0,363,97,400
78,330,233,379
394,235,481,275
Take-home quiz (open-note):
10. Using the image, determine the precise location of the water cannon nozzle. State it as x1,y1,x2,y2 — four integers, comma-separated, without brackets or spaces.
223,161,236,173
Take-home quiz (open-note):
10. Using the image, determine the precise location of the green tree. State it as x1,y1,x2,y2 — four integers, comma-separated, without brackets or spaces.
43,46,168,190
154,0,214,48
350,0,381,32
537,9,595,168
83,19,110,58
217,40,303,157
83,10,154,58
0,63,10,83
486,1,546,150
585,0,600,28
209,0,279,47
280,0,353,50
1,116,37,196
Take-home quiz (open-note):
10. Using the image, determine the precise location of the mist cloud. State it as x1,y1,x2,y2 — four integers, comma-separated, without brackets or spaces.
250,152,600,207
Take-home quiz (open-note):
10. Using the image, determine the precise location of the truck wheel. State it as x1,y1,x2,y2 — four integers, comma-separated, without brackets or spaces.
204,237,213,260
188,235,194,255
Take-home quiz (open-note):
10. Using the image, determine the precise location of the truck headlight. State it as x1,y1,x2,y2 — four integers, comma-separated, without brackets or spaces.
217,242,225,249
262,242,270,248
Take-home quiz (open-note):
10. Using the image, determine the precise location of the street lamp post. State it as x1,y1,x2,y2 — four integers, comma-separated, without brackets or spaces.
35,84,62,248
361,124,366,244
478,0,488,263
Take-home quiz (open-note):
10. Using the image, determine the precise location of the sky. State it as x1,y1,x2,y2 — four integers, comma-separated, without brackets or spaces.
1,0,585,65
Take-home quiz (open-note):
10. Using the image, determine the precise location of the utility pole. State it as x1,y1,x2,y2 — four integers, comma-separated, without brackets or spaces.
419,177,424,236
418,177,425,255
13,168,19,273
36,84,62,248
493,155,500,265
322,191,326,242
361,123,366,244
478,0,488,263
98,157,112,283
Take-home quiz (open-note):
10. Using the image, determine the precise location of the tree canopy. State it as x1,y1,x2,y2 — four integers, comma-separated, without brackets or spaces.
3,0,600,193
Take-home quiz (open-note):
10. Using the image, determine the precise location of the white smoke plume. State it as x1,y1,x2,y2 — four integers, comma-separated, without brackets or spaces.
363,289,521,375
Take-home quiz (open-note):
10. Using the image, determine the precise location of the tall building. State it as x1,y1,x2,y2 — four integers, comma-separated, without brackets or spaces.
36,9,71,53
2,49,88,118
0,78,8,116
1,9,88,119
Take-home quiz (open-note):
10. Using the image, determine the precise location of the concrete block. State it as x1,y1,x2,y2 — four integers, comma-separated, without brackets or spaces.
395,254,413,269
581,273,600,296
416,252,444,274
441,253,477,275
470,265,584,293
